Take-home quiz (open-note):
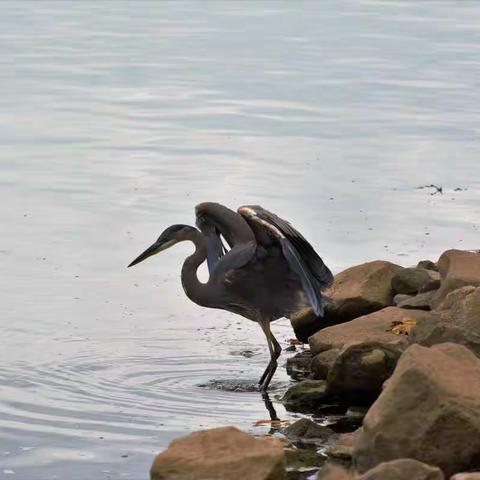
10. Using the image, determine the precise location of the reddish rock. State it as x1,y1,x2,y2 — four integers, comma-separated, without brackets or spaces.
291,261,403,342
432,250,480,306
316,464,354,480
150,426,285,480
311,348,340,379
436,286,480,332
359,458,444,480
354,343,480,477
309,307,431,355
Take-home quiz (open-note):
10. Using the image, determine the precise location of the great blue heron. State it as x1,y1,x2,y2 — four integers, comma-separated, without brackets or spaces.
128,203,333,391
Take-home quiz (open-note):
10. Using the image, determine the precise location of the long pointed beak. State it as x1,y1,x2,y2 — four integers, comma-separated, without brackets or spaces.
128,239,176,268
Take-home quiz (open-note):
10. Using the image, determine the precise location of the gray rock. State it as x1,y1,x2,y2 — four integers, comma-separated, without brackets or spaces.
391,268,433,295
283,418,334,444
417,260,438,272
282,380,329,412
311,349,340,380
393,294,413,305
286,350,313,380
397,291,435,310
326,341,403,402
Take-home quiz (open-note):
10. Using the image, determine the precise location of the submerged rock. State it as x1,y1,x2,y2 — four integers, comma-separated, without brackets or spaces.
316,463,354,480
283,418,334,444
358,458,444,480
282,380,329,412
353,343,480,477
150,426,285,480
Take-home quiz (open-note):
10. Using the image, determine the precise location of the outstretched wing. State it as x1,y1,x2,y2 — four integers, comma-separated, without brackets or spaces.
195,202,256,275
238,205,333,316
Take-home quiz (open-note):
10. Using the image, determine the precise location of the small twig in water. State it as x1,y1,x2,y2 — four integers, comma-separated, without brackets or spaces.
416,184,443,195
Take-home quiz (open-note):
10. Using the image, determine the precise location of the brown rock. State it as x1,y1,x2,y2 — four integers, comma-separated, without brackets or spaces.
411,316,480,358
353,343,480,477
150,426,285,480
359,458,444,480
326,341,403,402
325,428,362,463
330,260,403,321
291,261,403,342
432,250,480,306
316,463,354,480
450,474,480,480
309,307,432,355
391,268,434,295
436,286,480,332
311,348,340,379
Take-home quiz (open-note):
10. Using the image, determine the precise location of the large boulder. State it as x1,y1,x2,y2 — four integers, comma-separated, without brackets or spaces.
358,459,444,480
309,307,432,355
391,268,438,295
330,260,403,321
326,341,403,402
432,250,480,306
291,261,403,342
150,426,285,480
353,343,480,477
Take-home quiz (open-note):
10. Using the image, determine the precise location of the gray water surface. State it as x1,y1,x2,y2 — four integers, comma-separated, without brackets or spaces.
1,1,480,479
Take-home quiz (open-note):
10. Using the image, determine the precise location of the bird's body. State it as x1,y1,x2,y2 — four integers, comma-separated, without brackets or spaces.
129,203,332,390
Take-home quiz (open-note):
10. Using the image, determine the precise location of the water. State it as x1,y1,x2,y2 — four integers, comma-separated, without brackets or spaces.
1,1,480,478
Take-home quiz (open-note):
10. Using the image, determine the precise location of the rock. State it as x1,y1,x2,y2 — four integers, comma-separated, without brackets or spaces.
325,428,362,463
391,268,434,295
316,463,354,480
419,275,441,293
282,380,329,412
309,307,432,355
283,418,334,444
450,474,480,480
432,250,480,306
411,315,480,358
291,261,403,342
290,305,340,343
353,343,480,477
285,446,325,472
150,426,286,480
417,260,438,272
436,286,480,332
329,260,403,322
397,291,435,310
359,459,444,480
326,341,403,402
393,293,413,305
286,350,313,380
311,348,340,379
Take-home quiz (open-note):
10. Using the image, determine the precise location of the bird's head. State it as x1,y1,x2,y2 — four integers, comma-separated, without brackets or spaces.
128,224,192,267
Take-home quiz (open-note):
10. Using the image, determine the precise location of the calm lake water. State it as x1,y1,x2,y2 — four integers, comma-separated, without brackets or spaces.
1,1,480,478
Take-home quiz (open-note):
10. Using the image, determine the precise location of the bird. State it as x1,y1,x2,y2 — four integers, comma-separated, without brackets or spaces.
128,203,333,391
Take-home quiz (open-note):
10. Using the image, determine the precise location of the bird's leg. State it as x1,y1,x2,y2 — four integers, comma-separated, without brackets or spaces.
258,319,281,391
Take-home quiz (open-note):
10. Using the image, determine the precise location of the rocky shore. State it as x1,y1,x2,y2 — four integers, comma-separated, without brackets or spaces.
150,249,480,480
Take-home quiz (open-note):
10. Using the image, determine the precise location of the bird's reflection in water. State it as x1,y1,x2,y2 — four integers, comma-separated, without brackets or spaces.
262,391,279,422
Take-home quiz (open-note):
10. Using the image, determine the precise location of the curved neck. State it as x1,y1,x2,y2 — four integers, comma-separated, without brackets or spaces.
181,228,210,306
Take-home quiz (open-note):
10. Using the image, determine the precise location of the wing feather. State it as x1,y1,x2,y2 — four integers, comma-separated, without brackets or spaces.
238,205,333,316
